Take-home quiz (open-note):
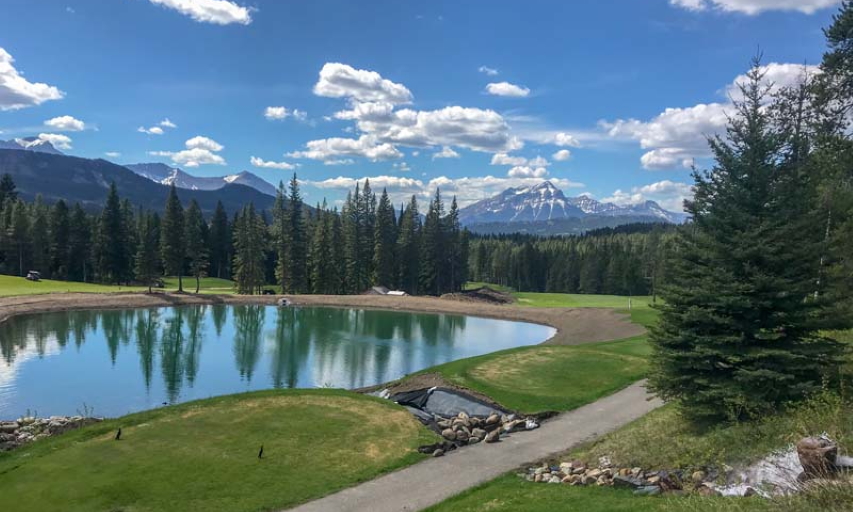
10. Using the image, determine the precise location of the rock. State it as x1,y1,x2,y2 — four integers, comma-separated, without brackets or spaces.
468,436,481,445
549,476,562,484
471,428,487,439
647,475,661,485
432,449,445,457
691,470,706,483
631,467,643,478
561,475,573,484
485,413,500,425
634,485,662,496
469,417,482,428
587,468,603,479
437,419,452,429
613,475,645,489
618,468,631,477
457,412,469,420
441,429,457,441
596,476,610,486
456,430,470,442
582,475,597,485
485,429,501,443
0,422,19,434
502,420,525,433
694,484,720,497
598,456,612,469
743,487,759,497
797,437,839,478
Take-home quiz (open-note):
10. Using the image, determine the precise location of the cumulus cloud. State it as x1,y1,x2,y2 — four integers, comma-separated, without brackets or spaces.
264,106,288,120
491,153,528,166
478,66,499,76
433,146,460,159
138,125,165,135
485,81,531,97
507,166,549,178
553,149,572,161
0,47,64,110
287,135,404,162
314,63,413,105
152,135,226,167
250,156,298,170
553,132,582,147
670,0,838,15
44,115,86,131
105,151,121,158
160,118,177,128
601,63,814,170
148,0,252,25
602,180,694,212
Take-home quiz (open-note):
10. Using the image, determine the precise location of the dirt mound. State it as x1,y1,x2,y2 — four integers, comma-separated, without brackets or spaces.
440,287,515,305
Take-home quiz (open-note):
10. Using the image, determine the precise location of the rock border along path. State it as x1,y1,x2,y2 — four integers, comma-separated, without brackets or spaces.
287,381,663,512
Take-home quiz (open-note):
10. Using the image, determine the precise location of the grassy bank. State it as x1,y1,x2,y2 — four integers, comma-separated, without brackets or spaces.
0,275,235,297
0,389,437,512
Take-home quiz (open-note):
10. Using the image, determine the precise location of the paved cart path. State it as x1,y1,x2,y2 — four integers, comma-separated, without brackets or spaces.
287,381,662,512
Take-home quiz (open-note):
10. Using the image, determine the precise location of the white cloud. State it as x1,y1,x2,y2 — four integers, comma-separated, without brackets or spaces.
44,115,86,131
507,166,549,178
292,109,308,122
148,0,252,25
485,82,531,98
152,135,226,167
433,146,460,159
601,62,815,170
32,133,72,150
264,106,289,120
324,159,355,166
670,0,838,15
393,161,412,172
105,151,121,158
138,125,165,135
602,180,694,212
553,132,582,147
287,135,404,162
185,135,223,151
305,174,584,209
528,155,550,167
314,63,413,105
478,66,499,76
160,118,177,128
250,156,297,170
0,47,64,111
491,153,528,166
553,149,572,161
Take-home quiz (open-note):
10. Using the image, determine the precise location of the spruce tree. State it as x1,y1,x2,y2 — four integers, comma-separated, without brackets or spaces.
419,189,445,295
287,174,308,293
272,182,291,293
233,204,266,294
8,200,30,276
135,212,161,292
373,188,398,287
0,174,16,209
68,203,91,282
648,62,845,423
208,201,230,279
96,183,129,284
184,200,209,294
49,200,70,280
29,196,50,277
396,196,421,295
160,184,185,292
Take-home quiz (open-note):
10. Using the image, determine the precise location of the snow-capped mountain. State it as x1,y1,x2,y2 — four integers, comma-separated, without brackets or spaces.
458,181,688,228
124,163,277,197
0,137,64,155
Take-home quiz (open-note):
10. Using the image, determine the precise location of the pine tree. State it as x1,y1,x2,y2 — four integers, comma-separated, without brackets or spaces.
396,196,421,295
272,182,290,293
287,174,308,293
49,200,70,280
135,212,161,292
208,201,231,279
160,184,185,292
0,174,16,209
96,183,129,284
648,61,845,423
373,188,398,287
184,200,209,294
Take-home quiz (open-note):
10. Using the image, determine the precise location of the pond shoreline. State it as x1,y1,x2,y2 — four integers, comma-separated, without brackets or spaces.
0,292,644,346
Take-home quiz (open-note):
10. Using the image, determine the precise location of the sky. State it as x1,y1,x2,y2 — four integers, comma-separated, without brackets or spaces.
0,0,840,211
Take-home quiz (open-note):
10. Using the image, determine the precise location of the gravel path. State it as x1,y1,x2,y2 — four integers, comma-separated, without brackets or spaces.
286,381,662,512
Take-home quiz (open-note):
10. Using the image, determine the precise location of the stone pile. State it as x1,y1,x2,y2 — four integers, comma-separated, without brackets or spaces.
418,411,538,457
521,456,728,497
0,416,103,451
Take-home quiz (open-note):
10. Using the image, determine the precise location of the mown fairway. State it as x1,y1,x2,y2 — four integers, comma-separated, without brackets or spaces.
0,275,235,297
0,390,437,512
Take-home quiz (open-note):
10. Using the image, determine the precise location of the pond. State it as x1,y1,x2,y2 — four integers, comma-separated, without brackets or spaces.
0,305,555,418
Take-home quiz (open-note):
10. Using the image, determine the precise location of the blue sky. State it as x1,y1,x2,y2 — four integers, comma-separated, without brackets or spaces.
0,0,838,210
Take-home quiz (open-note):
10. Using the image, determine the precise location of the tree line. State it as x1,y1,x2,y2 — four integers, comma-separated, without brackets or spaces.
0,174,469,296
468,224,677,298
648,5,853,425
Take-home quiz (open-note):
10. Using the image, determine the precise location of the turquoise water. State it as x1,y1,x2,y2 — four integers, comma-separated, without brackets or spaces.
0,305,554,418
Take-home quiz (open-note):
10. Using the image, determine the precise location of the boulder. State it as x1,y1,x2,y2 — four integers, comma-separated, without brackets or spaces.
441,428,457,441
471,428,487,439
797,437,839,478
432,449,445,457
485,413,500,425
468,436,481,445
485,429,501,443
613,475,645,489
691,470,706,483
694,484,721,497
0,422,19,434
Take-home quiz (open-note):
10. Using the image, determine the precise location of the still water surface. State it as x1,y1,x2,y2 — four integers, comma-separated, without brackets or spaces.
0,305,554,418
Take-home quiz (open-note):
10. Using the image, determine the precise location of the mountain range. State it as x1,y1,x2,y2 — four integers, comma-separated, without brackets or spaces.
458,181,688,234
125,163,278,197
0,137,65,155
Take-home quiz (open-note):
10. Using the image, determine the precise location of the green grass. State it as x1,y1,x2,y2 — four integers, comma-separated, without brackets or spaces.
513,292,653,309
464,281,515,293
0,275,235,297
421,335,649,414
0,389,438,512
